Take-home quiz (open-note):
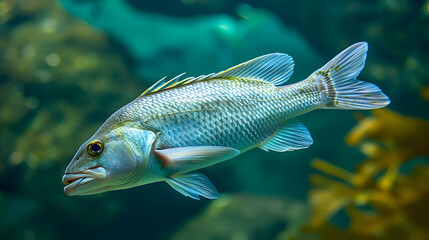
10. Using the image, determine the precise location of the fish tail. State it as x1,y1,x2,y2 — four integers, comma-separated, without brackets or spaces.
312,42,390,109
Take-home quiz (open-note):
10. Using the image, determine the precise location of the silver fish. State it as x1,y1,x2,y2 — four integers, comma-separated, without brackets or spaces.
63,42,389,199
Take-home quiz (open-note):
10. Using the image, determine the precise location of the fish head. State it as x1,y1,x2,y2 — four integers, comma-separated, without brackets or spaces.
62,124,157,196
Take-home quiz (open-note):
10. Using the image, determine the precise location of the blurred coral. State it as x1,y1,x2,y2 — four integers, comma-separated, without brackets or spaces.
303,109,429,240
0,0,142,174
0,1,144,238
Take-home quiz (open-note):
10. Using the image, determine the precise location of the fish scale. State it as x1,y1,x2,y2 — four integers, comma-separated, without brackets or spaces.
63,42,390,199
118,78,319,152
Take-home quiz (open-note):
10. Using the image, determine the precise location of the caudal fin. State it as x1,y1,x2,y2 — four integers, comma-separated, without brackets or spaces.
312,42,390,109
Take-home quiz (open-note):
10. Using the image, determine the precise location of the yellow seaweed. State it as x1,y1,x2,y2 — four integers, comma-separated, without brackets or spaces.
303,109,429,240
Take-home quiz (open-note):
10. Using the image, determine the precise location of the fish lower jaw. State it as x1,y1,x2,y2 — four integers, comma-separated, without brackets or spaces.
63,177,97,196
62,166,107,196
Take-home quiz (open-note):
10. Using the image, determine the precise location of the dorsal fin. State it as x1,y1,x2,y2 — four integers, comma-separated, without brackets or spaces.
140,53,294,97
211,53,294,86
140,73,215,97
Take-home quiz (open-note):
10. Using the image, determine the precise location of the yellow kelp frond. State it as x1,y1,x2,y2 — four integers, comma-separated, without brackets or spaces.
311,158,357,184
347,108,429,161
303,109,429,240
307,170,359,228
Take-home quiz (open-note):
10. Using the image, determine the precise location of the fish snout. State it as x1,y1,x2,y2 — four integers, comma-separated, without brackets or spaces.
62,166,107,196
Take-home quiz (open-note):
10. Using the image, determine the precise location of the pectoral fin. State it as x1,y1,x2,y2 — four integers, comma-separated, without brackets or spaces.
165,172,219,200
155,146,240,173
260,120,313,152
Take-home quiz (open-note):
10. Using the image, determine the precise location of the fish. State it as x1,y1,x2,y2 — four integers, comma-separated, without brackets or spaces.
62,42,390,199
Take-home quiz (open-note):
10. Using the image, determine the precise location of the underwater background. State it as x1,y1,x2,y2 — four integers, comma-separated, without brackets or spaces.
1,0,429,239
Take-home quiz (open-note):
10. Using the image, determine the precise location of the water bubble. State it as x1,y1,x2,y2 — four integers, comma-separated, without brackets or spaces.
22,45,36,59
36,70,52,83
9,151,24,165
26,97,39,109
46,53,60,67
41,18,58,33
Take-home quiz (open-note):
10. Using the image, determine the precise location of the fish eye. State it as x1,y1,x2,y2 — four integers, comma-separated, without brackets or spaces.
87,140,104,156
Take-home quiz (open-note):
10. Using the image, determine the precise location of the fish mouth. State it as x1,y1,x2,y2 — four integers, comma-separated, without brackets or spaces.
62,166,107,196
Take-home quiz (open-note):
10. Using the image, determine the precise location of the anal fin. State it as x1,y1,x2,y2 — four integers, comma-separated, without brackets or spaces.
166,172,219,200
260,120,313,152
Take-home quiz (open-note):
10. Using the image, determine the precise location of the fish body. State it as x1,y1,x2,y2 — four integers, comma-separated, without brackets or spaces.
63,42,390,199
118,74,316,151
